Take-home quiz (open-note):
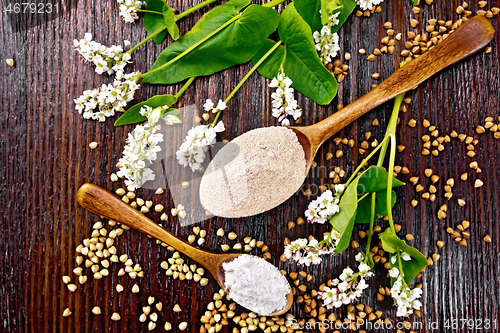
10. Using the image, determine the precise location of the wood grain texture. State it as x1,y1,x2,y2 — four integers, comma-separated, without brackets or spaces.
1,0,499,332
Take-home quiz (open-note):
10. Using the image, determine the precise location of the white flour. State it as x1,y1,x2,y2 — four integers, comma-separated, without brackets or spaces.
199,127,306,217
222,255,290,315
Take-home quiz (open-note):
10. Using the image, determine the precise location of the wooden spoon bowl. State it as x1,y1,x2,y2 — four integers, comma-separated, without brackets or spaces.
76,183,293,316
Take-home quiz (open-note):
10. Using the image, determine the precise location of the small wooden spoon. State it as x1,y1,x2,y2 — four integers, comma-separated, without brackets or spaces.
291,16,495,172
76,183,293,315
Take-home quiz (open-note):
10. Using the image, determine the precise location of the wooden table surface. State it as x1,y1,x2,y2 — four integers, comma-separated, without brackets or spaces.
1,0,499,332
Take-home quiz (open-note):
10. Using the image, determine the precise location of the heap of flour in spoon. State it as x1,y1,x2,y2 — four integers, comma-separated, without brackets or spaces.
199,127,306,217
222,255,290,315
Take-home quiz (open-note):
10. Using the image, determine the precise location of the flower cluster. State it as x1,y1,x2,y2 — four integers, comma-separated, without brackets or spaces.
356,0,384,11
203,99,227,114
283,232,340,266
389,255,423,316
74,71,141,122
313,12,341,64
117,0,145,23
305,185,344,224
318,253,374,308
74,33,131,75
117,105,175,191
176,121,225,172
269,71,302,126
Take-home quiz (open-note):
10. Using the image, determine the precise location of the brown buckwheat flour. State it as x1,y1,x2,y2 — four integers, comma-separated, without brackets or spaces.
199,127,306,217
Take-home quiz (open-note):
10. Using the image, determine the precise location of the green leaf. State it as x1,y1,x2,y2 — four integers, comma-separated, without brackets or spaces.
356,166,405,195
330,177,358,253
163,3,180,40
114,94,178,126
411,0,418,4
295,0,356,34
379,228,428,285
253,3,338,105
294,0,323,33
330,0,356,33
352,166,404,224
355,189,396,224
142,0,280,84
320,0,342,25
144,0,169,44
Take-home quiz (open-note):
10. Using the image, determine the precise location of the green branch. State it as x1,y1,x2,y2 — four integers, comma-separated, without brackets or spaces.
212,40,282,125
137,9,163,15
175,77,196,99
262,0,288,7
175,0,220,20
127,25,168,54
141,14,241,79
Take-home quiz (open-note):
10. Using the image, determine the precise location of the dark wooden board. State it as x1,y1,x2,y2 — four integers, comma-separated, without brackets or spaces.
1,0,499,332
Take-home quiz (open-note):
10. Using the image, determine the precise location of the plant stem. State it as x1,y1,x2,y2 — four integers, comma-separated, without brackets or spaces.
364,91,405,263
212,40,282,125
357,192,370,203
344,135,390,188
364,193,377,261
386,133,407,286
137,9,163,15
141,14,241,79
175,77,196,99
386,134,397,234
385,91,406,285
175,0,219,20
130,0,220,54
262,0,288,7
127,25,168,54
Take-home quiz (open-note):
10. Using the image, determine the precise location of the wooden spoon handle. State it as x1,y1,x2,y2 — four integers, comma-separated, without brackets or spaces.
76,183,208,263
309,16,495,146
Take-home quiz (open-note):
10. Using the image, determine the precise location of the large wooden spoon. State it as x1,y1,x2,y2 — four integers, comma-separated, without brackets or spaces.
291,16,495,172
76,183,293,315
200,16,495,218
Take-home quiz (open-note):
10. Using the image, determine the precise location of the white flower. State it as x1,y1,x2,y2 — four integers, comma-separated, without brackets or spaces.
313,11,341,65
283,238,320,266
318,257,374,309
176,121,225,172
390,270,423,317
116,104,176,190
117,0,145,23
74,71,141,122
283,233,339,266
328,12,340,27
203,99,214,111
216,100,227,111
356,0,384,11
74,33,132,75
401,252,412,261
304,187,342,224
203,98,227,114
358,263,371,274
313,26,340,64
269,70,302,126
389,267,399,278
